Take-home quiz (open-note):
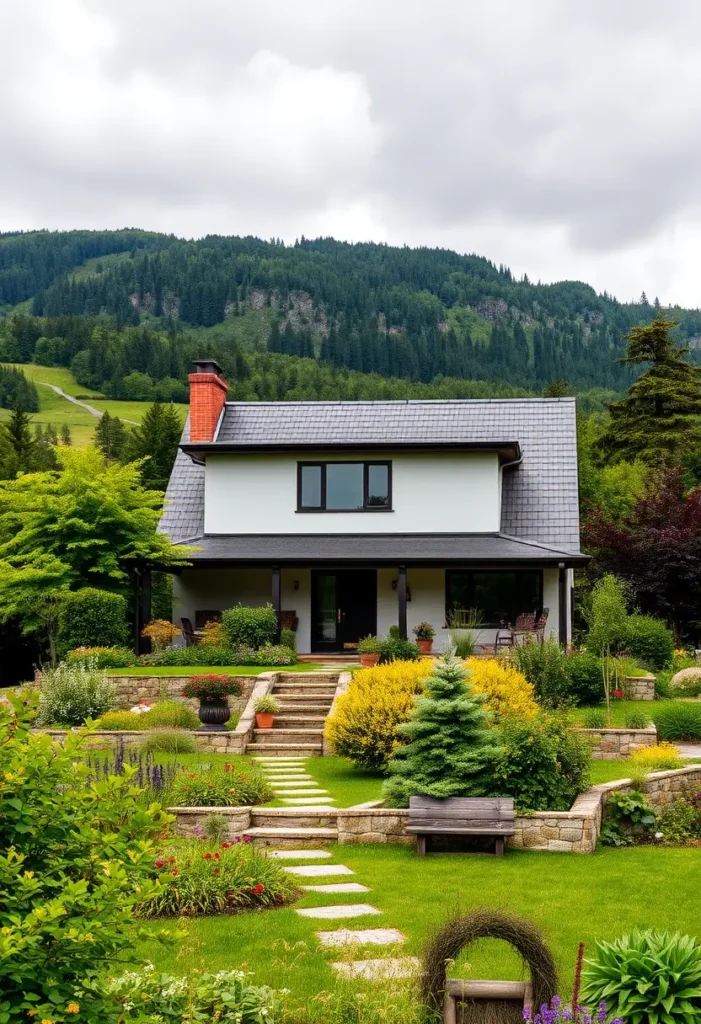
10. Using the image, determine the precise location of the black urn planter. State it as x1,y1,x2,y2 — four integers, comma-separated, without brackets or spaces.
198,698,231,731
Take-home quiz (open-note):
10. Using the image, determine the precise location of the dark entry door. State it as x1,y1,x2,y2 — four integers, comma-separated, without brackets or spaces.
311,570,377,652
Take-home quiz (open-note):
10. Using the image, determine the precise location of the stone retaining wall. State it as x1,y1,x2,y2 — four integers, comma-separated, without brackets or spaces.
579,726,657,759
41,728,248,754
623,674,656,701
170,768,701,853
108,673,257,713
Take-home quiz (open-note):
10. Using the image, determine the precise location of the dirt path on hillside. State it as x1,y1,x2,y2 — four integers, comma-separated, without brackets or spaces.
36,382,139,424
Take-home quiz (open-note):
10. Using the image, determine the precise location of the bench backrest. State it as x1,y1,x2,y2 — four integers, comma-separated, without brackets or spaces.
408,796,515,828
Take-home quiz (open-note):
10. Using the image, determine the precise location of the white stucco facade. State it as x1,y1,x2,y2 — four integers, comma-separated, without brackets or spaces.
173,565,567,653
203,451,500,535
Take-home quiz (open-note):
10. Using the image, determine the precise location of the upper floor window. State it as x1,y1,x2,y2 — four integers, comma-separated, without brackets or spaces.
298,461,391,512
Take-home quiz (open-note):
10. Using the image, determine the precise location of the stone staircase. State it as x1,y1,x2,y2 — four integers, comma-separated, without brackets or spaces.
245,807,339,849
245,673,338,756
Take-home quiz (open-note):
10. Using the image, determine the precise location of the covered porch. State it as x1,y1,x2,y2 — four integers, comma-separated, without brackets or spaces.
166,533,587,654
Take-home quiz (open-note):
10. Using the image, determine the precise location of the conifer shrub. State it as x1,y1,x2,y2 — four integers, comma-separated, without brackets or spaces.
382,650,500,806
57,588,129,653
325,660,432,769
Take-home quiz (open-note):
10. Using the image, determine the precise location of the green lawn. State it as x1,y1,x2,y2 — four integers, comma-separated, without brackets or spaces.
0,362,187,445
106,664,322,676
137,844,701,1006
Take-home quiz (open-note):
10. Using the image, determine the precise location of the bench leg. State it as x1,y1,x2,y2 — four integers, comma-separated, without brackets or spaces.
495,837,505,857
416,835,427,857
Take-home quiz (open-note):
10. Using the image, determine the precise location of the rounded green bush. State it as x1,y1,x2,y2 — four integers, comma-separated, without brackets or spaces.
57,588,129,653
97,710,144,730
625,615,674,671
221,604,278,649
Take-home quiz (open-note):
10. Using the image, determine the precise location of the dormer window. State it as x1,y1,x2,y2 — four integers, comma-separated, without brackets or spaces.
298,461,392,512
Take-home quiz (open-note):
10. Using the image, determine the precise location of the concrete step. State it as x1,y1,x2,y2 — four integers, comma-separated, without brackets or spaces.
255,728,323,738
273,682,338,695
245,825,337,848
276,703,334,712
274,716,327,727
278,673,339,684
247,744,323,756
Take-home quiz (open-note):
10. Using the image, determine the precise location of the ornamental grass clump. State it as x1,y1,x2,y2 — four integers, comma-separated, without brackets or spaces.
137,839,298,917
36,659,116,726
652,702,701,741
382,649,500,806
582,929,701,1023
168,762,273,807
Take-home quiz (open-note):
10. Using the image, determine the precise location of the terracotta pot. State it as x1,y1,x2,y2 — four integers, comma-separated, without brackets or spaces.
416,638,434,654
359,652,381,668
256,712,275,729
198,698,230,731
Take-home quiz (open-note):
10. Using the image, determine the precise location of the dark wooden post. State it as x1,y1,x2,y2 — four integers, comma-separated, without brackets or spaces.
558,563,567,647
134,565,153,655
398,564,408,640
272,565,282,643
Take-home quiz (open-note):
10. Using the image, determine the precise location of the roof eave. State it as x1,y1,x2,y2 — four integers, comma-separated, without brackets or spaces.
180,440,522,460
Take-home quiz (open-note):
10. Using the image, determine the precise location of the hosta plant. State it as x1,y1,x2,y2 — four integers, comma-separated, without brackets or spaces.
582,930,701,1023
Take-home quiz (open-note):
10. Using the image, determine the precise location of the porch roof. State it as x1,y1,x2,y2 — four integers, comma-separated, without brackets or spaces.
177,532,588,568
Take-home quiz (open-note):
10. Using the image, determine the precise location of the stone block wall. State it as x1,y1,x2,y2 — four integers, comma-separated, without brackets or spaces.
623,675,656,701
174,806,252,837
108,673,257,713
579,726,657,759
41,728,248,754
337,809,413,845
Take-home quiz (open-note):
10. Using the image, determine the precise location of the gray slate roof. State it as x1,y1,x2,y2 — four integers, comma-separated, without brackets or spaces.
181,533,586,565
160,398,581,552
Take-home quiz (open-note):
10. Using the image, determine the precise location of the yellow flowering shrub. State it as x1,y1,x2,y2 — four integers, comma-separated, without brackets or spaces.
464,658,538,720
325,660,433,769
629,742,683,773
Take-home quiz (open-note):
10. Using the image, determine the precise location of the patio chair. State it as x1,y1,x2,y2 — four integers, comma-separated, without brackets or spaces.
512,611,537,646
180,617,201,647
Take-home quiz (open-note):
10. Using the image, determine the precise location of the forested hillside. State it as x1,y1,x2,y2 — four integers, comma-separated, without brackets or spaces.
2,228,701,399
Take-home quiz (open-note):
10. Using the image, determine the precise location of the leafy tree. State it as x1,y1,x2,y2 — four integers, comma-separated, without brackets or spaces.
382,649,500,806
597,315,701,464
0,447,191,645
122,402,183,490
0,695,175,1023
584,466,701,643
94,410,126,460
585,574,629,724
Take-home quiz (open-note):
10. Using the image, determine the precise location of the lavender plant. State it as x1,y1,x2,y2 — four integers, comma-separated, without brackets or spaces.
83,741,178,801
523,996,624,1023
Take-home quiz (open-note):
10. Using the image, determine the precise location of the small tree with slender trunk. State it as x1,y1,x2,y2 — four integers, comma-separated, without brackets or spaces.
586,575,628,725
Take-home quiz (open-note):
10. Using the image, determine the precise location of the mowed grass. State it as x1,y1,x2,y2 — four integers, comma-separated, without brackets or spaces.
0,362,187,445
106,664,322,676
136,844,701,1004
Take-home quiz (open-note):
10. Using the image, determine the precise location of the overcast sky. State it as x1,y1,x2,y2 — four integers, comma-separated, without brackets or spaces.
2,0,701,306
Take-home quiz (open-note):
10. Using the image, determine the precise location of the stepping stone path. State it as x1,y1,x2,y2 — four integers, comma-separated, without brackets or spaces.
254,757,337,808
263,828,409,979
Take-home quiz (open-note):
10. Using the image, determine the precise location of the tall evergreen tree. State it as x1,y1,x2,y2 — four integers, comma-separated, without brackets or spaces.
94,411,127,461
382,650,500,807
122,402,182,491
596,315,701,464
60,423,72,446
3,408,36,474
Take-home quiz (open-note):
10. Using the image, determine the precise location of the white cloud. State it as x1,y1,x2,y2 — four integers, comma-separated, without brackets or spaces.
1,0,701,306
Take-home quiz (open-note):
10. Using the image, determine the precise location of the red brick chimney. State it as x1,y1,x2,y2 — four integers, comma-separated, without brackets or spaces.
188,359,228,442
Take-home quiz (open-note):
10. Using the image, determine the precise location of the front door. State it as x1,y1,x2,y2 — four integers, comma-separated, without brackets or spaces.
311,569,377,652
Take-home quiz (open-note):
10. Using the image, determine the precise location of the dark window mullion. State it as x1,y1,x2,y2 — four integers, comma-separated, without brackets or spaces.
363,463,369,509
321,463,327,511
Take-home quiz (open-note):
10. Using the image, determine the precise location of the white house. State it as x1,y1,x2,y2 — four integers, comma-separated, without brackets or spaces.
158,359,586,653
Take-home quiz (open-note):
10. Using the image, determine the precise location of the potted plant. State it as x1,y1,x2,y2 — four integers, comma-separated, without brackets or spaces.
181,675,243,731
254,694,280,729
357,635,383,668
413,622,436,654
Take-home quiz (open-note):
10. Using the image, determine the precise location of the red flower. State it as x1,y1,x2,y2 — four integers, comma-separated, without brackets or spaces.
213,868,220,875
221,842,230,849
613,689,625,699
172,868,178,876
250,883,264,894
154,859,164,869
214,852,220,860
204,853,212,860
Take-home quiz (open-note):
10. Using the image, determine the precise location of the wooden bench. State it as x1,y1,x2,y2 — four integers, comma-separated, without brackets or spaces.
406,796,516,856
